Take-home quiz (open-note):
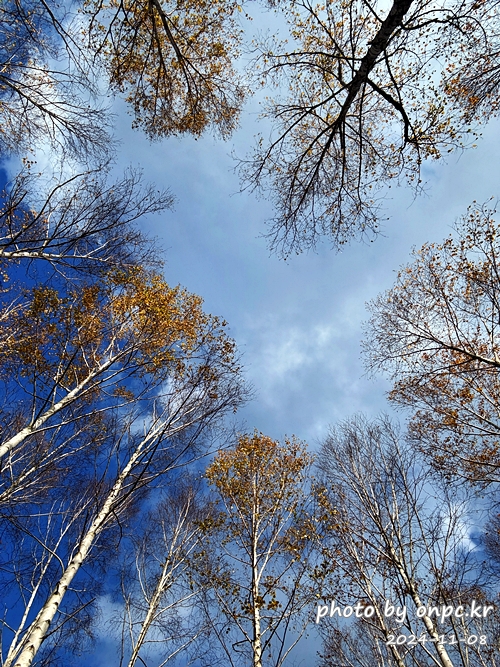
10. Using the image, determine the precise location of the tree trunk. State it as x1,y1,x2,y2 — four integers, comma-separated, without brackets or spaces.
0,356,117,460
127,558,173,667
6,428,154,667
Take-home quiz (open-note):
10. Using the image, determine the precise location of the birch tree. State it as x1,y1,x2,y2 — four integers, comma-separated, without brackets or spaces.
363,203,500,484
241,0,499,255
0,473,108,667
194,432,317,667
0,266,221,498
317,415,500,667
112,478,210,667
0,272,247,667
0,260,249,510
0,166,171,276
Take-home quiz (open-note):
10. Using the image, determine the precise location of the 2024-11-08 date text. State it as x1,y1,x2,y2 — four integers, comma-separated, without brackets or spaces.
386,633,488,646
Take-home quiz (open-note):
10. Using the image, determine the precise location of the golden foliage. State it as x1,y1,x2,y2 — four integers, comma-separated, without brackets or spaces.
1,265,238,397
194,432,317,646
85,0,246,138
364,202,500,483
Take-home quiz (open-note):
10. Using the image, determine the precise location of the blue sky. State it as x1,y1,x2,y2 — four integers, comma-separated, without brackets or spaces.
3,5,500,667
84,99,500,664
98,93,500,452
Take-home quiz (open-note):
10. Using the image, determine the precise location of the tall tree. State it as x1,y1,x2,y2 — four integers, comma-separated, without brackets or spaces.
241,0,496,255
113,478,210,667
0,267,247,667
0,264,246,502
194,432,318,667
363,202,500,484
317,415,499,667
0,456,109,667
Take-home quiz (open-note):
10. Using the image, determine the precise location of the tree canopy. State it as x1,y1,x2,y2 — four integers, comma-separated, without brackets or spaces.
196,432,318,667
242,0,499,254
2,0,500,666
364,203,500,484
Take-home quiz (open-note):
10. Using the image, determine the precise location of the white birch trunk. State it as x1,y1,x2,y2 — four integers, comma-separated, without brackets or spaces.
7,427,155,667
0,356,117,460
126,501,198,667
127,559,173,667
251,472,262,667
388,545,455,667
252,599,262,667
